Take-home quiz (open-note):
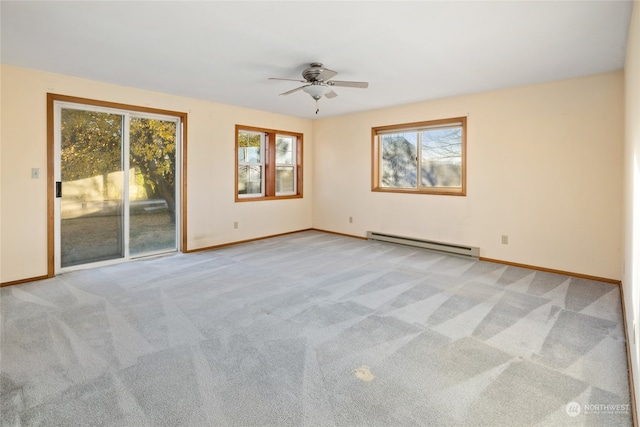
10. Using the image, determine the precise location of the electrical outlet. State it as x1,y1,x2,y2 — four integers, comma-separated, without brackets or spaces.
501,235,508,245
31,168,40,179
233,221,238,229
349,216,353,223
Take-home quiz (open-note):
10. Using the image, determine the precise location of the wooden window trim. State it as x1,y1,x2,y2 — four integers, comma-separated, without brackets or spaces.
46,93,188,278
371,116,467,196
235,125,303,202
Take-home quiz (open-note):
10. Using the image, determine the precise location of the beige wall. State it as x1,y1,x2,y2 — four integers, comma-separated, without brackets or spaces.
313,71,624,281
0,65,314,283
0,65,626,283
623,0,640,417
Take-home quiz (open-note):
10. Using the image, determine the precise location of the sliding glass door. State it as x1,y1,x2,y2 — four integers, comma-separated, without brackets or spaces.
129,116,178,255
54,102,180,272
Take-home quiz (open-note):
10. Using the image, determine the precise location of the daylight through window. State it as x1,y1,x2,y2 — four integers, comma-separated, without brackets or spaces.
372,117,466,196
236,125,303,201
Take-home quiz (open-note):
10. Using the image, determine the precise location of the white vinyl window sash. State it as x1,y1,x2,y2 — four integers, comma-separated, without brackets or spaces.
275,134,296,196
237,130,265,198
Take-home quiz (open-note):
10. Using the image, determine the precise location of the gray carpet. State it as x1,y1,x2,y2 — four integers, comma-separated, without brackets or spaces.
0,230,632,426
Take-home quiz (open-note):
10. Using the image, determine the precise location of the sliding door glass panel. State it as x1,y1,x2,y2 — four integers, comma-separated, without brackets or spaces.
129,117,177,255
60,109,124,267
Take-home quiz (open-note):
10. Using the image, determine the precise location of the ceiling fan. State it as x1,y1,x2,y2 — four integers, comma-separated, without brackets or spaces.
269,62,369,114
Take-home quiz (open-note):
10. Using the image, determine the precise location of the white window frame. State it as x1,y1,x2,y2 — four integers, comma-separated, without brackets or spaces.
53,100,182,273
275,134,297,196
237,130,265,198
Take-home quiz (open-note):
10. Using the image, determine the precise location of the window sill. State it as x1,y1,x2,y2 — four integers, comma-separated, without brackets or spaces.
235,194,303,202
371,187,466,196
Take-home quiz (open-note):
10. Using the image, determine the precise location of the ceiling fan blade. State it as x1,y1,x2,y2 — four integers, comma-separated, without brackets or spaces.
316,68,337,82
279,85,307,96
325,90,338,99
328,80,369,88
269,77,307,83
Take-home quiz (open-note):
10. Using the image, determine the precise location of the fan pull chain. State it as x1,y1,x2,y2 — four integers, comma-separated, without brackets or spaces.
316,99,320,114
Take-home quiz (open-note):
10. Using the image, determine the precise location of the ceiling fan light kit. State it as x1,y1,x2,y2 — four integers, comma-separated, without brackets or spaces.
269,62,369,114
302,84,327,100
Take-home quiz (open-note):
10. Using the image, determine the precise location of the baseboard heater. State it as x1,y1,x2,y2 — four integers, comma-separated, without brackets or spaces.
367,231,480,259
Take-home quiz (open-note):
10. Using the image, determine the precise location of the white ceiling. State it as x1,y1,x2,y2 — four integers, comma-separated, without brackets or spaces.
1,1,634,119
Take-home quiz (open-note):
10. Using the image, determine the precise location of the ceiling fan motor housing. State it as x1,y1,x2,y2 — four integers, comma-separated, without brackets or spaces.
302,63,327,82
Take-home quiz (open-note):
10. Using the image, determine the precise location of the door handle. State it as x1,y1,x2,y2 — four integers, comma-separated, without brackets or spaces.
55,182,62,198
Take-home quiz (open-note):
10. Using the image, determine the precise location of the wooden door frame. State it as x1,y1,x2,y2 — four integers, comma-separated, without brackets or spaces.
46,93,188,277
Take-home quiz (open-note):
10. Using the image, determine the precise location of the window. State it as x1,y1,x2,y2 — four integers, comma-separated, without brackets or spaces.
236,125,303,201
372,117,466,196
275,135,296,195
237,130,264,197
